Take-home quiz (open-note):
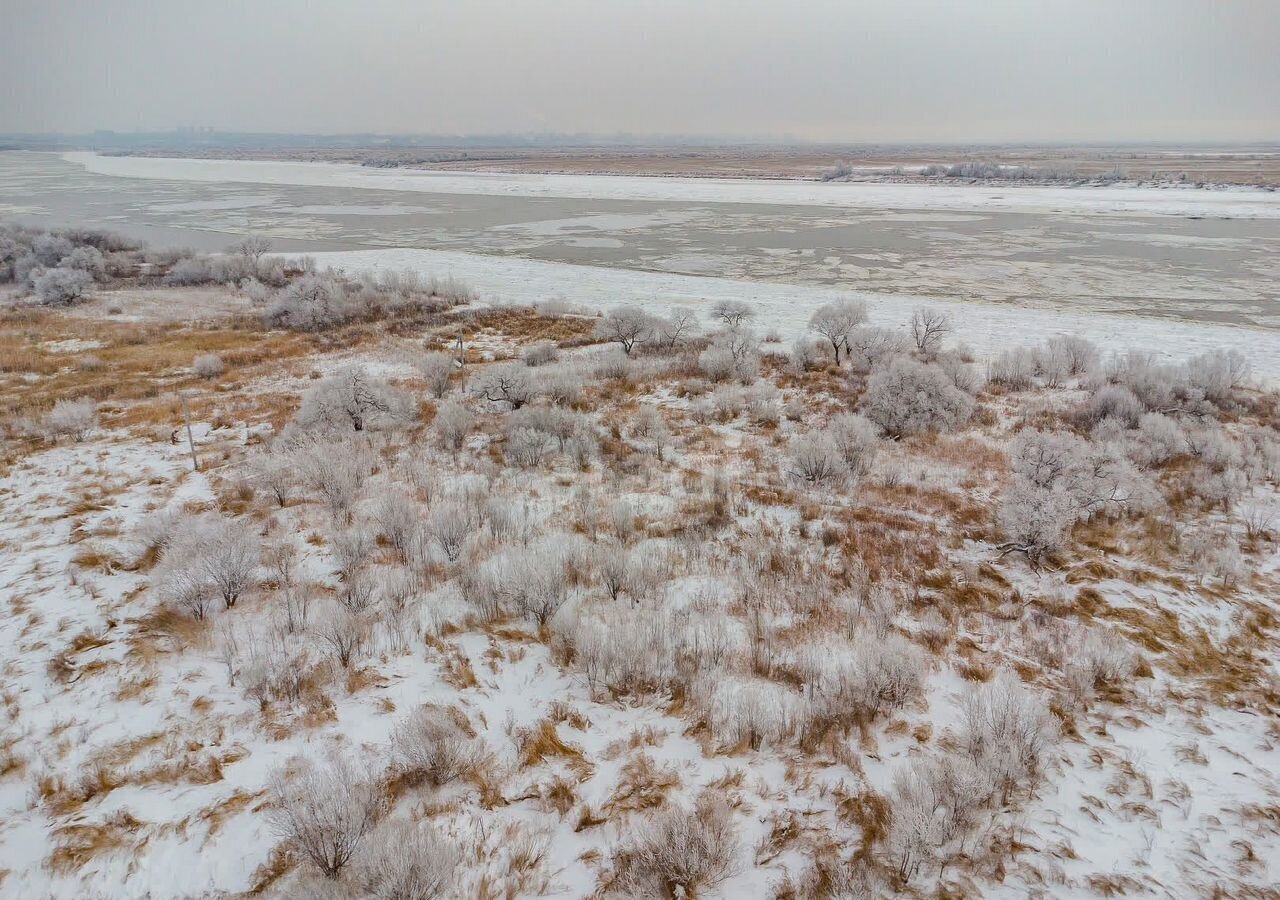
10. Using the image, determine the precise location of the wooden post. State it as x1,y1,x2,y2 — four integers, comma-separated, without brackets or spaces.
179,392,199,472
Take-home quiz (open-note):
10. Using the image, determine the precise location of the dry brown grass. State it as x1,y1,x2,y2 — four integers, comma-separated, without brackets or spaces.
47,811,144,875
603,753,680,815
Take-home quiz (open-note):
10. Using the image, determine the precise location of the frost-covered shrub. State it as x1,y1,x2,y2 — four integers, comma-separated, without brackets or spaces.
1064,627,1139,703
744,381,781,426
1084,383,1144,429
192,352,225,379
608,794,739,898
787,432,846,486
505,425,556,468
390,705,479,786
500,539,576,625
522,340,559,367
594,348,632,380
702,676,807,750
862,357,974,437
43,397,98,441
1183,349,1250,406
372,489,418,562
790,337,827,372
996,479,1076,568
538,367,584,407
959,672,1057,802
797,631,924,728
413,351,455,398
265,274,353,331
1047,334,1098,376
298,367,413,433
314,599,370,668
295,438,375,523
153,514,259,616
828,413,879,478
33,266,93,305
355,820,461,900
888,753,989,882
431,400,474,452
430,502,475,563
699,328,760,383
1129,412,1186,467
267,753,384,879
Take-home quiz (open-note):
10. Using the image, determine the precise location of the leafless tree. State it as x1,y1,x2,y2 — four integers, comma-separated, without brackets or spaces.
595,306,657,355
909,307,952,356
298,366,412,432
314,599,369,668
471,363,534,409
808,298,868,364
654,308,700,352
231,235,273,264
709,299,756,330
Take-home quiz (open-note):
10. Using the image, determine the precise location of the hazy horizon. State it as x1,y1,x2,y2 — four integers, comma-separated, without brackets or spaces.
3,0,1278,144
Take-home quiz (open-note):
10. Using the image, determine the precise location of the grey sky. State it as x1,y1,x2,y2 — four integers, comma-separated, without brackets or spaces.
2,0,1277,142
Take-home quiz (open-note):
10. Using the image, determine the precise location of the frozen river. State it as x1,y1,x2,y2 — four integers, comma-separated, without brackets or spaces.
2,151,1278,329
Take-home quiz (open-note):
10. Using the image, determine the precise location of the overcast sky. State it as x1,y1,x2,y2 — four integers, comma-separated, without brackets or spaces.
2,0,1277,142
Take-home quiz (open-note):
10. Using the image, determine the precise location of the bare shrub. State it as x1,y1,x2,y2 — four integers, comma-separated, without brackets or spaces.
43,398,98,442
607,793,739,898
959,671,1057,803
355,819,461,900
828,413,879,478
391,705,479,787
313,599,370,668
909,307,952,356
267,753,384,879
888,753,989,882
192,352,225,379
862,357,973,437
788,432,846,486
430,502,475,563
413,351,455,398
505,424,556,468
703,676,807,750
295,439,374,523
522,340,559,367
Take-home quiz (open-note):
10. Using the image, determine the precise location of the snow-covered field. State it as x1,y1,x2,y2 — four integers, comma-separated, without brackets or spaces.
66,152,1280,219
305,246,1280,384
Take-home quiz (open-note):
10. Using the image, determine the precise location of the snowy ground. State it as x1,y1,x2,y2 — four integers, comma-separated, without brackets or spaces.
66,153,1280,219
304,247,1280,384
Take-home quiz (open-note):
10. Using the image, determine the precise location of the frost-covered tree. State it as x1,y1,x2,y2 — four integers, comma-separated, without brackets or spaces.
862,357,973,437
33,266,93,305
845,325,906,371
231,235,273,264
298,367,412,432
653,308,699,352
267,753,384,879
808,298,868,364
709,299,756,330
471,363,535,409
595,306,657,355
